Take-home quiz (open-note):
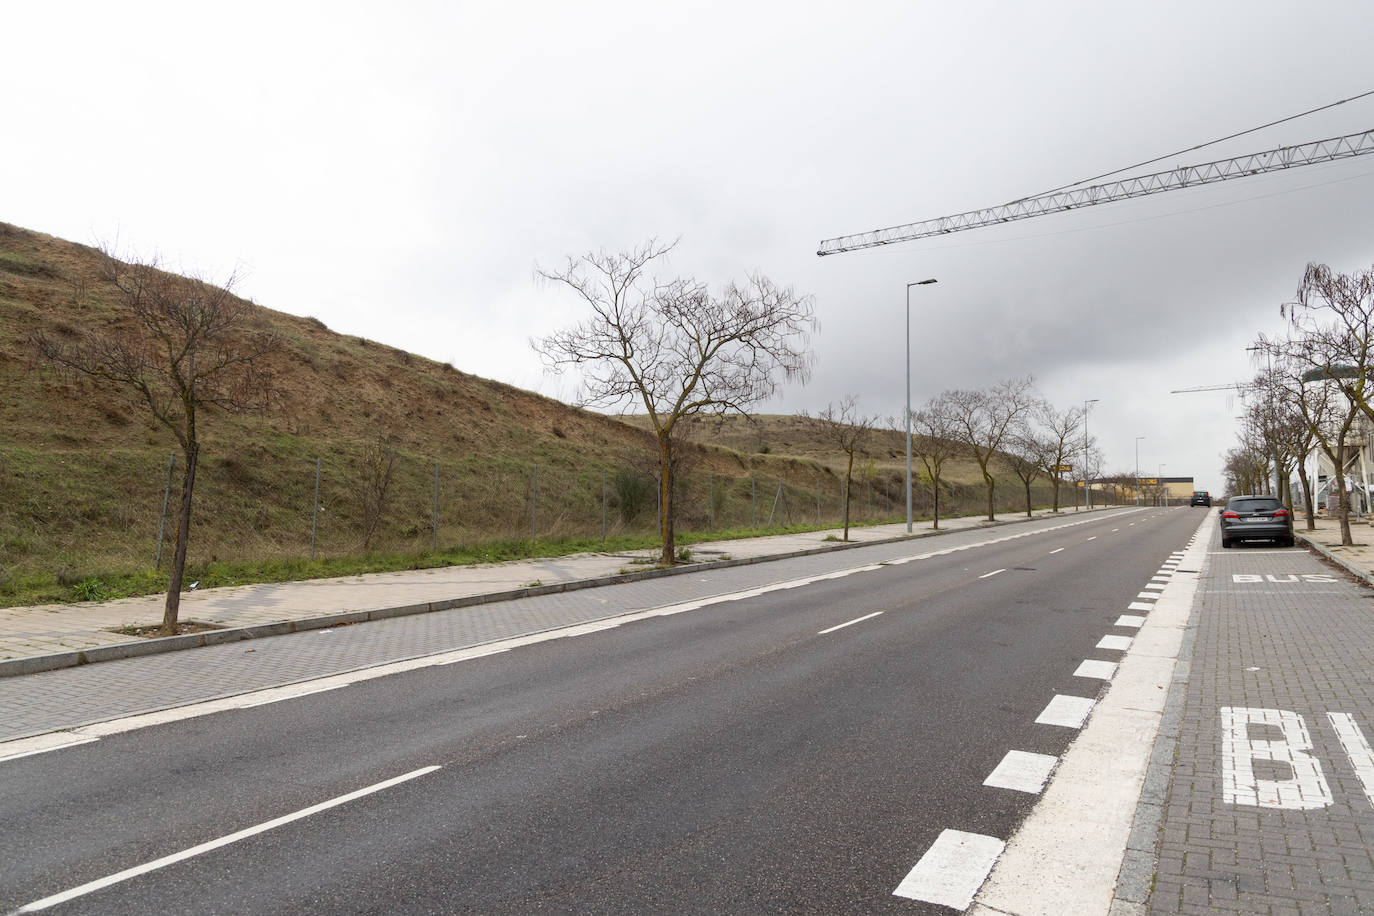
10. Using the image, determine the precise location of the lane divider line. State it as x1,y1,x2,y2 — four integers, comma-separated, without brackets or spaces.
978,569,1007,579
817,611,884,635
983,750,1058,794
1073,660,1118,680
1035,695,1097,729
1049,548,1065,554
893,829,1006,907
15,765,443,913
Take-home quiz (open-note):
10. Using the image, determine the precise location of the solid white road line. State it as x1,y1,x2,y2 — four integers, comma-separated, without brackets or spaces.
235,681,352,708
893,829,1006,907
984,751,1058,794
817,611,884,635
1073,660,1118,680
978,569,1006,579
15,765,443,913
0,736,99,763
1035,695,1096,728
1115,615,1146,628
1096,635,1134,651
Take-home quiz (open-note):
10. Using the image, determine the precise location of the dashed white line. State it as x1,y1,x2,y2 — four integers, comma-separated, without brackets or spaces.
817,611,884,635
1035,694,1096,728
1135,592,1160,601
15,765,443,913
1141,583,1166,591
1049,547,1065,554
1097,634,1134,651
1073,659,1118,680
978,569,1007,579
1087,536,1098,541
984,750,1058,794
893,829,1006,907
1128,601,1156,612
1115,615,1146,628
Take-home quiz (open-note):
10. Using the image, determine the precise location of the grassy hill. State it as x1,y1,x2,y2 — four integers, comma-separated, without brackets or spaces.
0,223,1070,608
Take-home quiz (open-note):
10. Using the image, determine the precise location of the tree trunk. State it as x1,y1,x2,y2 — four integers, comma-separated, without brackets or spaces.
1335,440,1353,547
1299,466,1316,531
843,452,854,541
1051,477,1060,513
932,475,940,530
1023,479,1033,517
984,470,996,521
658,435,675,566
162,440,199,636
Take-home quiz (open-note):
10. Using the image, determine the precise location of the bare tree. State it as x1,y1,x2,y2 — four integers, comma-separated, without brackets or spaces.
946,377,1039,521
804,396,876,541
1004,427,1053,518
534,240,815,565
36,248,279,634
356,433,398,549
911,394,961,529
1278,262,1374,545
1037,403,1085,513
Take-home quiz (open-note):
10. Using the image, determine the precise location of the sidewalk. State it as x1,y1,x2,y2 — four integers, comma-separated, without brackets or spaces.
0,506,1101,676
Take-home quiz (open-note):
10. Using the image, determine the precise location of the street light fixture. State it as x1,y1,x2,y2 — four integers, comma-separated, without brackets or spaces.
1083,398,1099,510
906,278,938,533
1135,436,1147,506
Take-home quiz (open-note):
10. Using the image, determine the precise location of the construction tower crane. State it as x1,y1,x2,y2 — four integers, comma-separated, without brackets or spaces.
817,127,1374,256
1170,383,1253,394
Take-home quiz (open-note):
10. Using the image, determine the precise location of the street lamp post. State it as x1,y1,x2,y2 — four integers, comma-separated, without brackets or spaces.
1159,463,1167,506
1083,398,1099,510
905,278,938,533
1135,436,1146,506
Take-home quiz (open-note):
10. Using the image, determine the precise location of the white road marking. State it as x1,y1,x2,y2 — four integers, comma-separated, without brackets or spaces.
978,569,1006,579
893,829,1006,907
1128,601,1156,612
1221,707,1331,809
1328,713,1374,807
1141,583,1166,591
1087,536,1097,540
1135,592,1160,601
1115,615,1146,628
15,765,443,913
1049,548,1065,554
818,611,884,635
0,736,99,763
1097,635,1134,651
235,681,352,708
1035,694,1096,728
1112,528,1120,532
1151,575,1171,582
984,751,1058,794
1073,660,1117,680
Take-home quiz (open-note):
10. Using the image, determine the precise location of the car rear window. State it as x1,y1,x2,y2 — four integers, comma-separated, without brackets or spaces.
1230,497,1281,512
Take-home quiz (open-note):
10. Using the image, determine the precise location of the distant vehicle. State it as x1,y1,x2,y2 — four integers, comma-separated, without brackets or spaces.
1190,490,1211,507
1220,495,1294,548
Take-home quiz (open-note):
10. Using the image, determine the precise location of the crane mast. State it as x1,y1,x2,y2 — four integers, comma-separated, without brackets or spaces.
817,128,1374,256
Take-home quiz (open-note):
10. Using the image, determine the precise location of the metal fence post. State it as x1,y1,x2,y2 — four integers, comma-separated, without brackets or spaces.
531,464,538,541
751,477,757,527
816,480,821,524
310,456,321,561
155,451,175,569
432,459,439,552
602,468,607,541
709,473,714,530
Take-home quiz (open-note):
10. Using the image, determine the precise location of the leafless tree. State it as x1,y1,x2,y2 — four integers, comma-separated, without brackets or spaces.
356,433,398,549
35,248,279,634
1037,403,1085,513
1277,262,1374,545
534,240,815,565
911,394,962,529
804,396,876,541
945,376,1039,521
1004,427,1054,518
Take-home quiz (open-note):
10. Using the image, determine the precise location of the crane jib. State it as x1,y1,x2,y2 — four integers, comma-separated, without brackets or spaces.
816,128,1374,256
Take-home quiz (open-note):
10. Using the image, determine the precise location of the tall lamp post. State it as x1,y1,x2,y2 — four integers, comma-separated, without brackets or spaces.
1083,398,1099,509
1159,463,1167,506
905,278,938,533
1135,436,1147,506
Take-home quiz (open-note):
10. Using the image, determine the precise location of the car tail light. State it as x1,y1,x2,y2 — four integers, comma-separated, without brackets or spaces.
1223,511,1240,519
1273,508,1290,518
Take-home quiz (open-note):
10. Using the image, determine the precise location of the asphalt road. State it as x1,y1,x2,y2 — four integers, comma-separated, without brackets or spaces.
0,506,1201,914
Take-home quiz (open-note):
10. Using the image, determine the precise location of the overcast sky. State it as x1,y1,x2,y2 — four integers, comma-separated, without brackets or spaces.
10,1,1374,493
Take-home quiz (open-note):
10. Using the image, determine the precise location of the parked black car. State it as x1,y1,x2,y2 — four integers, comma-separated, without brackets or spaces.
1190,490,1211,507
1220,495,1294,548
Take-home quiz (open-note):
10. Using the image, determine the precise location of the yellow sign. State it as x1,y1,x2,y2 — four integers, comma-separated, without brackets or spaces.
1056,465,1073,472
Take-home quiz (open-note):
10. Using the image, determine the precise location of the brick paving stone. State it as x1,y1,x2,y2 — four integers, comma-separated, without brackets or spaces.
1132,515,1374,915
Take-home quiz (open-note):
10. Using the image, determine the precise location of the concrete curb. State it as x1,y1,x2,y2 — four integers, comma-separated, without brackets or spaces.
0,509,1111,679
1294,531,1374,587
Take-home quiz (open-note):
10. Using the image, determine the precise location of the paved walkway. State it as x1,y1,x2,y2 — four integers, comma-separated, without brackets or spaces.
0,506,1102,672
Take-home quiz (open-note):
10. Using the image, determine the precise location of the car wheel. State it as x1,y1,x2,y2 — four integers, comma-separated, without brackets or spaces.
1222,537,1233,549
1283,536,1295,547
